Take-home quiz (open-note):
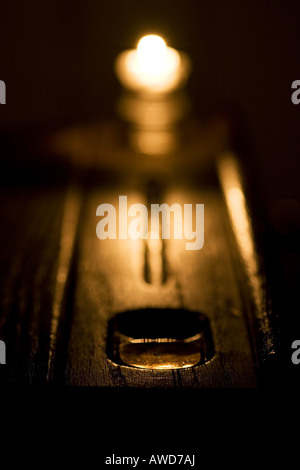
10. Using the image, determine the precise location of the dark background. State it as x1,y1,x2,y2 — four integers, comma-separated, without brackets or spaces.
0,0,300,455
0,0,299,206
0,0,300,383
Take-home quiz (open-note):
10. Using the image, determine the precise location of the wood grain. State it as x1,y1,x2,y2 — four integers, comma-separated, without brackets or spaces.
0,148,276,387
65,180,258,388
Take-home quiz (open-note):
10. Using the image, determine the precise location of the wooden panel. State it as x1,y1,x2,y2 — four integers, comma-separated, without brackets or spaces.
0,187,66,384
65,181,258,387
0,160,274,387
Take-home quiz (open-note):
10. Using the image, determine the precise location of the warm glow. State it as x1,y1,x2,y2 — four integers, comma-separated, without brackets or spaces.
131,129,177,155
217,153,271,337
137,35,167,76
119,337,203,370
115,33,190,93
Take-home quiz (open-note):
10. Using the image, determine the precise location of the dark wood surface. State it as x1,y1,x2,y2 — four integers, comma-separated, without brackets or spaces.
0,181,264,387
63,184,256,387
0,122,280,388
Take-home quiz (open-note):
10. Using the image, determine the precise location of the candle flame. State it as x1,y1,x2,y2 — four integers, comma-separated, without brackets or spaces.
115,33,190,93
137,35,168,76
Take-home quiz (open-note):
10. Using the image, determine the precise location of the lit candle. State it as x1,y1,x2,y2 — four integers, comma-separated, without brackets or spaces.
115,34,191,94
